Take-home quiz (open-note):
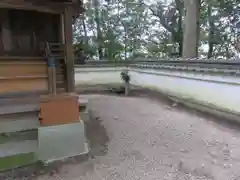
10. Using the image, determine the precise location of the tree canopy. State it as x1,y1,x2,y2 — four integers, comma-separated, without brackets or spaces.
73,0,240,60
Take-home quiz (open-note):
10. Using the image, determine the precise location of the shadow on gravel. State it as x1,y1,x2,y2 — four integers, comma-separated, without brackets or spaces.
131,88,240,132
86,110,109,158
0,109,109,180
78,85,240,131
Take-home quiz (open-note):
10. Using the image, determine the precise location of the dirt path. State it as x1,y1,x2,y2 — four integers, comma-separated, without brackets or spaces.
33,95,240,180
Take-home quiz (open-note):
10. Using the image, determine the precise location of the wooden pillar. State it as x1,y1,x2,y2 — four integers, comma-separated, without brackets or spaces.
64,6,75,92
60,13,65,44
0,9,12,52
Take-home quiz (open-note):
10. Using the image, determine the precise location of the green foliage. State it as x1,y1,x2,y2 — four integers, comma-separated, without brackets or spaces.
73,42,96,57
121,70,130,83
73,0,239,59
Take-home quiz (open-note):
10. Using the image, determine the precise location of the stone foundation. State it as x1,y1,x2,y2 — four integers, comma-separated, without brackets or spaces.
0,95,90,171
37,121,89,163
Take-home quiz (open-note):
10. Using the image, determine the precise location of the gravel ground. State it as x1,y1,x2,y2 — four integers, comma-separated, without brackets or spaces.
33,94,240,180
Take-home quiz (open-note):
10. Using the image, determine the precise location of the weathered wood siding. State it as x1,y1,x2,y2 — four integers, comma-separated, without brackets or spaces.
0,0,80,96
0,58,48,94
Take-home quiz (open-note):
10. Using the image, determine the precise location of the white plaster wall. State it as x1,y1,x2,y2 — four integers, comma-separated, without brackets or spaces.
75,67,240,114
75,67,123,85
130,69,240,113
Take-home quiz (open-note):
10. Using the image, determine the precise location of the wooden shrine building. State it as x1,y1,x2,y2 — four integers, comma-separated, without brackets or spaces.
0,0,88,170
0,0,83,95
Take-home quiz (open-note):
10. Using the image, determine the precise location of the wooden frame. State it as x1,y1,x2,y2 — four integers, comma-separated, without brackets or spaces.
0,0,65,14
0,0,79,96
64,5,75,92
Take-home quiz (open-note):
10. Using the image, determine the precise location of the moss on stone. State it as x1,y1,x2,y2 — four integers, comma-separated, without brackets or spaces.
0,152,36,171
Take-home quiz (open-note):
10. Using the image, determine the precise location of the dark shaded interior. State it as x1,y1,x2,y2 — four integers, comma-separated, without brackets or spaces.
0,8,60,56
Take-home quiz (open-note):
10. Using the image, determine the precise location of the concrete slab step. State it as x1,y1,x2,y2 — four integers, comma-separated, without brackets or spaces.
0,130,38,145
0,130,38,171
0,104,39,115
0,140,37,158
78,97,90,122
78,97,88,112
37,121,89,163
80,110,89,122
78,97,88,107
0,112,40,134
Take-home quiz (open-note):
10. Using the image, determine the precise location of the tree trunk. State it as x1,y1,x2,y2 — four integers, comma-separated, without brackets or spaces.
182,0,200,58
93,0,103,59
81,17,88,47
177,16,183,56
124,82,130,96
207,4,214,58
178,40,183,57
124,26,127,60
175,0,183,57
226,46,231,58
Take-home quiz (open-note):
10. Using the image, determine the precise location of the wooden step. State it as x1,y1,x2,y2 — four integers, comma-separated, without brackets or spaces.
0,104,39,115
78,98,88,108
51,48,65,52
56,88,67,93
0,93,42,102
54,56,65,60
80,109,89,122
0,99,40,134
0,75,47,80
0,130,38,171
51,54,65,58
0,56,44,61
0,140,37,158
0,130,37,144
0,112,40,134
78,98,89,122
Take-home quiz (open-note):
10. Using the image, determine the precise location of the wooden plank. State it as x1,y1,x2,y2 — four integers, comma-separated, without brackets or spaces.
0,0,64,14
0,57,48,94
60,13,65,44
0,78,48,94
0,75,47,80
64,5,75,92
0,63,47,77
0,56,45,61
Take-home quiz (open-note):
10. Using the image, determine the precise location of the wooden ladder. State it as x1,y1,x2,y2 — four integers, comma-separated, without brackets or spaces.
46,42,67,93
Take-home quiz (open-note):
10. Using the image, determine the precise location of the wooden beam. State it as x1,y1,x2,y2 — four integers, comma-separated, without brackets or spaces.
0,0,64,14
64,5,75,92
60,13,65,44
1,10,12,52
